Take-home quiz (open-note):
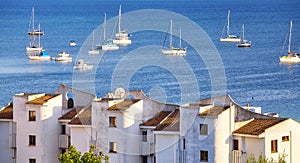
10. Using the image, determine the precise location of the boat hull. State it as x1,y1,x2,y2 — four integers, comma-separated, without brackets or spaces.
279,56,300,63
220,38,241,42
162,49,187,56
26,47,43,52
113,39,131,45
28,55,50,60
101,45,119,51
238,43,251,47
88,50,99,54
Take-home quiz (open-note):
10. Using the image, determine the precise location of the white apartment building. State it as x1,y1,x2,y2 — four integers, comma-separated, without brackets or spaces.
1,84,300,163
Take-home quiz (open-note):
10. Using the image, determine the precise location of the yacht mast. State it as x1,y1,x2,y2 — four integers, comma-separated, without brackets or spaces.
288,20,292,53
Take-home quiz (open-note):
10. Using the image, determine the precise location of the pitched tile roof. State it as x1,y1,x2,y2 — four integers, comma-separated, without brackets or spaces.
58,106,85,120
68,106,91,125
154,109,180,132
107,99,141,111
27,94,59,105
140,111,172,126
233,118,288,136
200,105,229,116
0,102,13,119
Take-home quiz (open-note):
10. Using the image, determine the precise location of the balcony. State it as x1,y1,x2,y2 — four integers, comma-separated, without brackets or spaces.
140,141,154,156
232,150,242,163
9,134,16,148
58,134,69,149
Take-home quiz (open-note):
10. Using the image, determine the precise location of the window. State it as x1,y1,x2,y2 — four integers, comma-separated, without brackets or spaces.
233,139,239,150
29,111,36,121
61,125,66,134
109,117,117,127
271,140,277,153
183,138,186,150
142,156,147,163
29,158,36,163
109,142,117,153
142,131,147,142
67,98,74,108
200,124,208,135
200,150,208,162
282,136,289,142
29,135,36,146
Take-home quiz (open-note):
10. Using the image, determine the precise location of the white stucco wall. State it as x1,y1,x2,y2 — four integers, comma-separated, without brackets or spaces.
155,134,178,163
0,121,13,162
264,119,300,163
180,106,235,163
92,99,144,163
13,94,62,163
70,126,92,153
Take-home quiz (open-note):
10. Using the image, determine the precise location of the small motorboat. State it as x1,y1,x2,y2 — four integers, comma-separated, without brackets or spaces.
73,59,93,70
28,51,51,60
69,40,77,47
52,51,72,62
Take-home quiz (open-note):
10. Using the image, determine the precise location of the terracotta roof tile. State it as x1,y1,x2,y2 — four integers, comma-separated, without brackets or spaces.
233,118,287,135
107,99,140,111
27,94,59,105
140,111,172,126
200,106,229,116
0,102,13,119
68,106,91,125
154,109,180,132
58,106,85,120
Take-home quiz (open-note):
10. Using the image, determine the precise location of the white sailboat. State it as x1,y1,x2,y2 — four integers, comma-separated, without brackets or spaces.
237,24,251,47
220,10,240,42
26,23,43,52
98,13,119,51
88,31,99,54
27,7,44,36
161,20,187,56
112,5,132,45
279,20,300,63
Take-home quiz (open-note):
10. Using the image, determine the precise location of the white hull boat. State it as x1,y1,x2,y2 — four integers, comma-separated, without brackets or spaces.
52,51,72,62
220,10,240,42
74,60,93,70
279,21,300,63
113,5,131,45
162,20,187,56
28,51,50,60
237,24,251,47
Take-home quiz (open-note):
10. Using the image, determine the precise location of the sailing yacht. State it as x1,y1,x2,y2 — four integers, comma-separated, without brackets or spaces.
112,5,132,45
26,23,43,52
220,10,240,42
88,31,99,54
98,13,119,51
279,20,300,63
27,7,44,36
161,20,187,56
237,24,251,47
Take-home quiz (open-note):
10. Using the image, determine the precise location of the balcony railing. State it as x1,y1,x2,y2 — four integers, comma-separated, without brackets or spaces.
58,134,69,149
232,150,242,163
140,141,154,156
9,134,16,148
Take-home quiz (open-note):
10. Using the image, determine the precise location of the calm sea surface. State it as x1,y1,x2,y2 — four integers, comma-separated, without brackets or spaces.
0,0,300,120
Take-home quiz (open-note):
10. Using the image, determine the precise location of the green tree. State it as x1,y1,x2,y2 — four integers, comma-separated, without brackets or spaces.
58,144,110,163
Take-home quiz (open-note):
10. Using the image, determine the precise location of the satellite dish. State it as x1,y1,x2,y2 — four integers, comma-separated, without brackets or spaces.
114,87,126,98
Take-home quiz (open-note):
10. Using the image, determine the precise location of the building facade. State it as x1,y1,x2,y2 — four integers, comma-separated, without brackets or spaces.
0,85,300,163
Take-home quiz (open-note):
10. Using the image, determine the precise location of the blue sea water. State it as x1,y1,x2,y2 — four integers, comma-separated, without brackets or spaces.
0,0,300,121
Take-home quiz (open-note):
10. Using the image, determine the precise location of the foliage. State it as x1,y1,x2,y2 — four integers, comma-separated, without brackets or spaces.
245,152,287,163
58,144,110,163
